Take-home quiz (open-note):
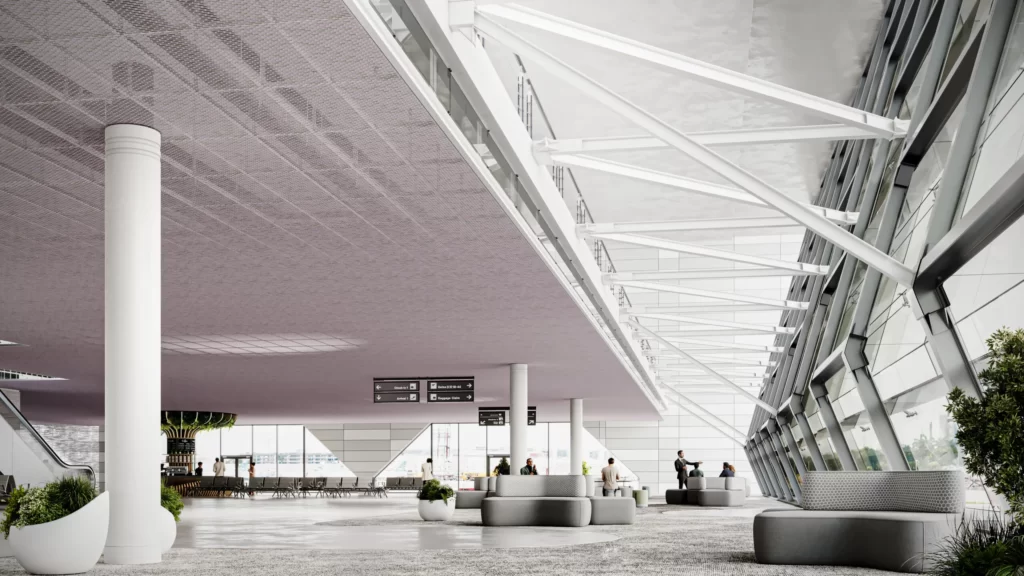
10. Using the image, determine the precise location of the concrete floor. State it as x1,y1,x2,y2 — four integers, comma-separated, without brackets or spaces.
175,492,618,550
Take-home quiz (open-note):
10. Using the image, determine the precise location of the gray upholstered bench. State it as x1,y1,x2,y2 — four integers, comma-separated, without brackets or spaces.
482,475,592,527
589,496,635,525
754,471,964,573
456,476,495,510
666,477,746,506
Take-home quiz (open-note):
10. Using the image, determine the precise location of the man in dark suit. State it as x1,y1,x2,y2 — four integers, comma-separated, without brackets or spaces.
674,450,701,490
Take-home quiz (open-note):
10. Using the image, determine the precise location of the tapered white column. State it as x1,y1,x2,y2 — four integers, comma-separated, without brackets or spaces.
570,398,584,475
104,124,162,565
509,364,528,472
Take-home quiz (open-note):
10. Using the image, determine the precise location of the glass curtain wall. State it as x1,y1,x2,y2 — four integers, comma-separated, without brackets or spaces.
185,425,351,478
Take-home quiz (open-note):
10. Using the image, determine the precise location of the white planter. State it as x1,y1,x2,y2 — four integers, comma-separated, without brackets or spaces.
417,497,455,521
157,506,177,553
10,492,109,575
585,478,595,497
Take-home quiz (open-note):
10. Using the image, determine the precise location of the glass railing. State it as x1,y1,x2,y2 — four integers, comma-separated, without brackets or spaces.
368,0,653,384
0,389,95,484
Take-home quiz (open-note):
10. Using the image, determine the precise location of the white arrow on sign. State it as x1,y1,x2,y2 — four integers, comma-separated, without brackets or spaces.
467,383,473,389
376,395,381,401
375,384,381,390
467,394,473,400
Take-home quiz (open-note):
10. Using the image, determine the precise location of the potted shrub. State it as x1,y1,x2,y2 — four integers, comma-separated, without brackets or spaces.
417,479,456,521
1,476,108,575
582,461,595,496
158,483,184,552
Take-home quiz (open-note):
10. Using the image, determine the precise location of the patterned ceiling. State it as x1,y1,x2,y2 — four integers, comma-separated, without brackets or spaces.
0,0,658,424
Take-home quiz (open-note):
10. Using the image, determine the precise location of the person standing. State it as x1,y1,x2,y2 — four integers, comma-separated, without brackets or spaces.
519,458,538,475
674,450,701,489
601,457,620,497
248,459,256,496
720,462,735,478
213,457,226,477
194,462,204,476
422,458,433,481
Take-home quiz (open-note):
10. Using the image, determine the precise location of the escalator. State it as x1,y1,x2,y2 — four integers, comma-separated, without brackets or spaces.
0,389,94,488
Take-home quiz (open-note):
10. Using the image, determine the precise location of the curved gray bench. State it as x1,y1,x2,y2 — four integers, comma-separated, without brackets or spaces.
482,476,591,527
456,477,496,509
666,477,746,506
589,496,635,525
754,471,964,573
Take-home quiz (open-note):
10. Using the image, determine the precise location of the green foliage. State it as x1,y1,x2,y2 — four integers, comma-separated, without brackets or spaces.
491,457,510,476
1,477,98,539
947,328,1024,521
417,479,454,504
160,411,236,434
161,483,184,522
581,461,591,476
928,514,1021,576
989,535,1024,576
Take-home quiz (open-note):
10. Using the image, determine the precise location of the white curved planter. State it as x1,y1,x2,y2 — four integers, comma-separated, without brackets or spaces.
157,507,177,553
418,497,455,521
10,492,109,575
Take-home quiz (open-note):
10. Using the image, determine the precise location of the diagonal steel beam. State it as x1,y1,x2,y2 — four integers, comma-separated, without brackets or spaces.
474,11,917,286
661,390,746,445
633,321,776,413
618,280,809,310
624,302,795,313
627,312,794,334
610,269,813,283
554,154,858,224
478,4,906,138
595,233,827,274
536,125,880,154
656,338,784,353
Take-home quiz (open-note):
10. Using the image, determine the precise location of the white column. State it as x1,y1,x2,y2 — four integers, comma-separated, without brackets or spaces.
509,364,528,472
570,398,583,475
104,124,162,565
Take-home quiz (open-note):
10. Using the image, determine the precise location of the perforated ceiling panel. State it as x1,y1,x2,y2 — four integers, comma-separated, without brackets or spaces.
0,0,657,424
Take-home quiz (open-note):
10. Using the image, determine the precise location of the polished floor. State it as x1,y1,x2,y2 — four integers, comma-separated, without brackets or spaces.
0,493,901,575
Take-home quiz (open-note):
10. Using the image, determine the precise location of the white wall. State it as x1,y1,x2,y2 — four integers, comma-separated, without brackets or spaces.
306,423,427,484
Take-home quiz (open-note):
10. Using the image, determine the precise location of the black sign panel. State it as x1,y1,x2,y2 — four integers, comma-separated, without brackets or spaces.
426,378,474,392
478,410,506,426
528,409,537,426
374,391,420,403
428,390,474,403
374,379,419,393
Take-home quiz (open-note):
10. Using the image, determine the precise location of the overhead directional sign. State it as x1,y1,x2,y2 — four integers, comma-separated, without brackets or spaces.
374,391,419,403
426,378,474,392
428,390,474,403
528,409,537,426
478,410,506,426
374,379,419,393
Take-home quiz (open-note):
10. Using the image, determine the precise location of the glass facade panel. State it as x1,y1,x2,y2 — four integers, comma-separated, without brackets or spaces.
458,424,487,488
194,429,219,476
277,425,304,478
304,429,347,478
252,426,277,477
842,411,890,470
789,421,815,472
887,379,961,471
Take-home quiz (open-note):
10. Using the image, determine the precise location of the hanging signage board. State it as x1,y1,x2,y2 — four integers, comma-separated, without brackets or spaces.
373,379,420,393
428,390,474,403
427,378,474,392
477,406,537,425
478,410,506,426
373,391,420,403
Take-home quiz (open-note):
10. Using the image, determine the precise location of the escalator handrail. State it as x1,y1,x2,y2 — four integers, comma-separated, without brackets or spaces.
0,389,95,480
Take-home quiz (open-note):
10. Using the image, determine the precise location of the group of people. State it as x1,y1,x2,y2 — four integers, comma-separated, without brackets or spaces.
674,450,736,487
185,457,227,477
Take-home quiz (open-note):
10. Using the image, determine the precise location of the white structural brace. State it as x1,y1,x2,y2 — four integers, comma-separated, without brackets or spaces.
633,321,776,413
610,269,817,282
553,154,859,224
627,312,794,334
661,391,745,445
581,216,800,234
594,233,829,275
477,4,906,138
624,302,796,313
656,337,784,353
535,125,881,155
473,10,918,287
618,280,809,310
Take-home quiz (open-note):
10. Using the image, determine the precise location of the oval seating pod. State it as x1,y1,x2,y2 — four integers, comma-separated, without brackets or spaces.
9,492,109,575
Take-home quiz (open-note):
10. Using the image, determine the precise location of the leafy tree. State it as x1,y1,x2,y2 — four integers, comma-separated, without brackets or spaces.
947,328,1024,521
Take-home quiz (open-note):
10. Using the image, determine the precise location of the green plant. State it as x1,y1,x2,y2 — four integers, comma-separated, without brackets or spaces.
494,457,510,476
989,535,1024,576
1,476,98,539
161,483,184,522
928,514,1021,575
417,479,454,504
947,328,1024,521
160,411,236,435
582,461,591,476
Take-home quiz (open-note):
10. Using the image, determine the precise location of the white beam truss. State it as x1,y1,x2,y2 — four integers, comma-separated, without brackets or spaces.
553,154,859,224
661,390,745,445
581,216,801,235
624,303,793,314
663,389,749,439
594,233,828,275
473,9,918,287
659,367,766,377
619,280,808,310
536,125,880,154
627,312,794,335
477,4,906,138
649,328,786,337
610,269,815,283
656,338,784,353
658,359,776,368
632,321,776,413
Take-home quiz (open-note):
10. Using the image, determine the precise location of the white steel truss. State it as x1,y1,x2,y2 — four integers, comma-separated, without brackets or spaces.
633,321,776,413
611,269,812,283
662,391,745,445
477,4,907,138
656,338,784,353
552,154,859,224
594,234,829,275
626,313,794,335
618,280,809,310
535,125,881,155
581,216,802,235
623,303,796,314
473,8,918,286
